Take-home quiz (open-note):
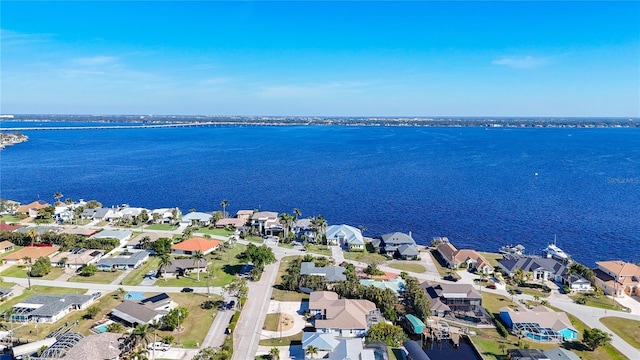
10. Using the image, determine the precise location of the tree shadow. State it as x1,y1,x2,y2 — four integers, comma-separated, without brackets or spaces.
222,264,243,275
562,340,590,352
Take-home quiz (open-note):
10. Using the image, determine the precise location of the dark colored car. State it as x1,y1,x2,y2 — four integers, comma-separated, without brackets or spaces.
227,300,236,309
514,289,523,294
181,287,194,293
486,284,497,289
224,327,232,334
443,275,458,282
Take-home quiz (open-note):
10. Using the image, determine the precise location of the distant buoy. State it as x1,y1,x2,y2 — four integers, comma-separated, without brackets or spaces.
535,173,539,176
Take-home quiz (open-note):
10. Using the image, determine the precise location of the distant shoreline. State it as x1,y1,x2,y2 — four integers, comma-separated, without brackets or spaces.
1,114,639,129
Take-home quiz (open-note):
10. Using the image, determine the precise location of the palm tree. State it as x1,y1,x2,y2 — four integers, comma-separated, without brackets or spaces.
158,254,173,281
27,228,38,246
269,347,280,360
310,215,327,245
128,324,153,351
54,192,63,204
117,287,127,301
305,345,318,359
293,208,302,220
192,250,205,282
279,213,295,241
220,200,229,218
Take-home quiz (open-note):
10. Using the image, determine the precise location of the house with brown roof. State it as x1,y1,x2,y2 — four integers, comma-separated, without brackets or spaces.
593,260,640,297
420,281,491,325
171,237,222,256
50,249,104,269
308,291,381,337
163,258,211,277
0,240,15,253
2,245,59,265
16,200,49,217
436,240,494,274
110,293,176,326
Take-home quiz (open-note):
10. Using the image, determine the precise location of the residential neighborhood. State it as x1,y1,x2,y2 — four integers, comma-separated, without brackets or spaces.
0,197,638,360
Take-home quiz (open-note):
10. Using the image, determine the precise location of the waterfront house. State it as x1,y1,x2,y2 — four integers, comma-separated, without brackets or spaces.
565,274,592,292
499,306,578,342
593,260,640,297
171,237,222,256
96,251,149,271
372,232,419,259
151,207,181,223
0,240,15,253
110,293,176,327
11,294,94,323
180,212,213,226
80,207,116,221
215,217,246,228
326,224,364,250
2,245,59,265
507,349,550,360
308,291,381,337
250,211,279,235
436,240,494,274
420,281,485,319
16,200,49,217
292,218,314,241
301,332,340,358
499,256,591,291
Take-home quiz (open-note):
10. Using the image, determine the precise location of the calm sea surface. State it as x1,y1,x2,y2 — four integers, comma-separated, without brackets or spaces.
1,122,639,265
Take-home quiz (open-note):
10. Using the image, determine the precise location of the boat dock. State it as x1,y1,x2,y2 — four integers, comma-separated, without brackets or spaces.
423,318,464,347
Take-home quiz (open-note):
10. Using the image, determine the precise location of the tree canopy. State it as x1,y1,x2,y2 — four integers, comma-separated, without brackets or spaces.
582,328,612,351
366,322,407,347
237,244,276,269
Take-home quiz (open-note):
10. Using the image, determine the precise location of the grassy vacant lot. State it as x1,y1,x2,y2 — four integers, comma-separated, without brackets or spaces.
272,256,309,302
0,265,65,280
343,250,387,264
478,252,503,268
121,257,161,285
600,316,640,349
196,227,234,237
0,215,25,223
156,292,222,348
69,270,124,284
570,294,629,312
258,331,302,347
387,261,426,273
162,244,247,288
263,313,281,331
145,223,179,231
306,244,331,257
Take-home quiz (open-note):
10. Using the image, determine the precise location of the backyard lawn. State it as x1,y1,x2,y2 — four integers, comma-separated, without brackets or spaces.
600,316,640,349
196,227,235,237
69,270,124,284
0,215,25,223
387,261,426,273
478,252,504,268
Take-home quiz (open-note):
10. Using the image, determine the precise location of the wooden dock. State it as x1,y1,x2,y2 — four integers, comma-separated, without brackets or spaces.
423,317,463,347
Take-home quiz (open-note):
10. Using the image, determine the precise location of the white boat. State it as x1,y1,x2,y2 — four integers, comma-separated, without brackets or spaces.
542,236,569,261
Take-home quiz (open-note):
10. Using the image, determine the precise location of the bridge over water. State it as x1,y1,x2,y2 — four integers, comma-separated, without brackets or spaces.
1,122,220,131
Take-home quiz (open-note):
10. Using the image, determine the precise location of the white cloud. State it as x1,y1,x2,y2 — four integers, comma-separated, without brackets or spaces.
492,55,550,69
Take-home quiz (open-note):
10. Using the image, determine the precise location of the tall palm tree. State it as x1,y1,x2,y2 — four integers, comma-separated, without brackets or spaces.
128,324,153,351
310,215,327,245
54,192,63,204
220,199,229,218
305,345,318,359
27,228,38,246
279,213,295,241
192,250,205,282
158,254,173,281
293,208,302,220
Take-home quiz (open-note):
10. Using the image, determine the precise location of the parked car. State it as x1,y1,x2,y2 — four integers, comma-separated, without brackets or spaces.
224,327,232,334
91,292,102,299
486,284,497,289
147,342,170,351
181,287,194,293
227,300,236,309
514,289,523,294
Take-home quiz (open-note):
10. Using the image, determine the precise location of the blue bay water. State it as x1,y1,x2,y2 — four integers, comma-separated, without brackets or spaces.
1,123,639,266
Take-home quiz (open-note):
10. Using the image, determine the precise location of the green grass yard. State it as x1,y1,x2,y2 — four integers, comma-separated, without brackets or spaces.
145,223,179,231
387,262,426,273
600,317,640,349
68,270,124,284
121,257,160,286
0,265,65,280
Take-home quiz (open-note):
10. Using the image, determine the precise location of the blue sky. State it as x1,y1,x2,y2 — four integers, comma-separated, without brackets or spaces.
1,1,639,116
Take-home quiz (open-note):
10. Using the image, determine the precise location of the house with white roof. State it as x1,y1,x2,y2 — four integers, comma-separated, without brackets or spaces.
151,207,181,223
180,212,213,226
326,224,364,250
251,211,280,235
96,251,149,271
90,229,132,243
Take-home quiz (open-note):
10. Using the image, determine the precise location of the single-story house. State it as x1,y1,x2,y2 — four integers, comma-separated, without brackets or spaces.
0,240,15,253
180,212,213,226
80,207,117,221
16,200,49,217
171,237,222,256
96,251,149,271
301,262,347,282
11,294,94,323
329,338,376,360
215,217,246,228
436,240,494,274
50,249,104,269
499,257,568,283
151,208,181,224
163,258,211,277
2,245,59,265
593,260,640,297
110,293,176,326
499,306,578,342
59,332,123,360
543,347,581,360
565,274,592,292
507,349,550,360
90,229,133,243
59,226,101,237
326,224,364,250
302,332,340,358
309,291,381,337
14,226,61,236
372,232,419,259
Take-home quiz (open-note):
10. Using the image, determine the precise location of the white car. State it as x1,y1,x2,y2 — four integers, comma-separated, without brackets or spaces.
147,342,171,351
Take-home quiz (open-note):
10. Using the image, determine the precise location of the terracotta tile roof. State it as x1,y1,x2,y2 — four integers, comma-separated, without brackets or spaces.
597,261,640,277
310,291,377,330
171,237,222,252
0,240,15,249
16,200,49,213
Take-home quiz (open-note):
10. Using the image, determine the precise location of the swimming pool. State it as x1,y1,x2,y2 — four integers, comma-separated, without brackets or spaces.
94,324,108,333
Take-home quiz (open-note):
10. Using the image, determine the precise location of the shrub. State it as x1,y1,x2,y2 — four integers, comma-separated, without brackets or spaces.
79,264,99,277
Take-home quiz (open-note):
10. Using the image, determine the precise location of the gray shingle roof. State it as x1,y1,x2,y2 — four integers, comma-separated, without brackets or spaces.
97,251,148,267
381,232,416,246
16,294,93,317
499,257,567,277
397,244,419,257
300,262,347,282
